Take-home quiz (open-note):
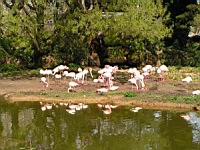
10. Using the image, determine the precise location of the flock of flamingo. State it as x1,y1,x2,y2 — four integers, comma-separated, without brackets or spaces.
39,64,200,115
39,64,170,93
40,64,200,95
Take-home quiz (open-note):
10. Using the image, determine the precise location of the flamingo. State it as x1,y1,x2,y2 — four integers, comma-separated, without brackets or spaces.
109,85,119,91
156,68,164,81
128,68,138,78
93,78,104,83
192,90,200,95
142,65,152,73
68,81,79,92
63,71,68,76
40,69,52,84
82,68,93,82
128,78,138,90
78,67,83,72
75,72,84,83
88,67,93,78
159,65,169,72
182,75,192,83
65,72,76,80
40,77,48,88
53,65,68,75
96,88,108,94
55,74,62,79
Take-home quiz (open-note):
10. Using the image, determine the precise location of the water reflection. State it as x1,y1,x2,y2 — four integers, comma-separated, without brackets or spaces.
0,99,199,150
1,112,12,137
185,112,200,144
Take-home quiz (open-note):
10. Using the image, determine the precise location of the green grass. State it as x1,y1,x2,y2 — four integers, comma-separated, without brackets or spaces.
19,90,98,99
121,92,200,105
0,69,40,78
123,92,137,97
168,95,200,104
15,89,200,105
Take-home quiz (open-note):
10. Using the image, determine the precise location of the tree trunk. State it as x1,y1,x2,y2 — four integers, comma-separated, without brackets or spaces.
156,49,162,66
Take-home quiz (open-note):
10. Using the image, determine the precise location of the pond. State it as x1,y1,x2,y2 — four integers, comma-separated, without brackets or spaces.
0,98,200,150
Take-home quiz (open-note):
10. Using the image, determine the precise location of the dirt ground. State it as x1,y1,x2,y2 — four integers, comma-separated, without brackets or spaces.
0,73,200,111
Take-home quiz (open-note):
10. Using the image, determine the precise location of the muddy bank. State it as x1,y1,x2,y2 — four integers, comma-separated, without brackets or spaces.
0,77,200,111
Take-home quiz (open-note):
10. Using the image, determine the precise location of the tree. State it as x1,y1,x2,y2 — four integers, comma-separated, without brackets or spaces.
102,0,171,66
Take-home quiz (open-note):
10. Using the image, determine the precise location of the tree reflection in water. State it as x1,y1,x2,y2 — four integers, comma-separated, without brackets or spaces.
0,100,199,150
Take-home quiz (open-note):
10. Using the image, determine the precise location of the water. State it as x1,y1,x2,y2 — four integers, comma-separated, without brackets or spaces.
0,99,200,150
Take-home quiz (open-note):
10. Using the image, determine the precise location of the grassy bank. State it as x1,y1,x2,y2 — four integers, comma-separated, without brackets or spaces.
13,90,200,104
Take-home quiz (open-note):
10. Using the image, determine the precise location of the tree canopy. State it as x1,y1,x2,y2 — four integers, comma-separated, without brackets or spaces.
0,0,199,68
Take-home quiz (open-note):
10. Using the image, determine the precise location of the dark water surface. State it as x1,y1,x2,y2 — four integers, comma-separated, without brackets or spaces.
0,98,200,150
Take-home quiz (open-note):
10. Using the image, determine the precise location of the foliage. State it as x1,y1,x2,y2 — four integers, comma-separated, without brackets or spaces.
0,64,21,72
0,0,199,68
193,14,200,33
68,63,81,71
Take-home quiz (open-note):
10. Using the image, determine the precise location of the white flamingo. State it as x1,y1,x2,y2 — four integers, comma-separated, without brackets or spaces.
55,74,62,80
192,90,200,95
182,76,192,83
96,88,108,94
53,65,69,75
109,85,119,91
128,78,139,90
68,81,79,93
65,72,76,80
40,77,48,88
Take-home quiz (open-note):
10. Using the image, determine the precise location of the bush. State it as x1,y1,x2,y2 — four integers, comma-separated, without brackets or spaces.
0,64,21,72
68,63,80,72
28,69,40,76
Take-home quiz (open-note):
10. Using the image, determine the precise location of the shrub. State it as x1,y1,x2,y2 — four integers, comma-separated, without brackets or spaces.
28,69,40,76
0,64,21,72
68,63,80,72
